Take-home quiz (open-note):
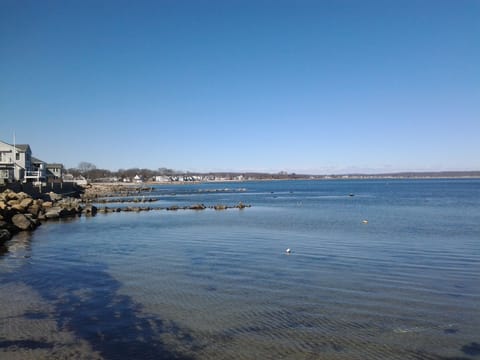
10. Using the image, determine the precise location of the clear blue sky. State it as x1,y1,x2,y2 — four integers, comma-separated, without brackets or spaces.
1,0,479,174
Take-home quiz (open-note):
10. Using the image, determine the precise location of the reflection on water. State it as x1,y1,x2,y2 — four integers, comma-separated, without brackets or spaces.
1,235,196,359
1,180,480,359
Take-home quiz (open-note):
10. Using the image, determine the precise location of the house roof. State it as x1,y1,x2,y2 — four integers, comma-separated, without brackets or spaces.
31,156,46,164
0,140,31,152
47,163,64,168
15,144,30,152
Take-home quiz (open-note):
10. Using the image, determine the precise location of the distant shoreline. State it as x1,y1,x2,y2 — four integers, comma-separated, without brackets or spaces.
88,174,480,189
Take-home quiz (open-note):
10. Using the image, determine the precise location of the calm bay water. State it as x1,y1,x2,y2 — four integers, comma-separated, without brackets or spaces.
1,179,479,359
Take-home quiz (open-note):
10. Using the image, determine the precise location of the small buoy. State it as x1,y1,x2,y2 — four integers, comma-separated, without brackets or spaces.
362,220,368,224
285,248,291,254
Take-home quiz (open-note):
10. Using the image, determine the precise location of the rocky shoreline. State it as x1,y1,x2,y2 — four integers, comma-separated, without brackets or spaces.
0,183,251,247
0,189,97,245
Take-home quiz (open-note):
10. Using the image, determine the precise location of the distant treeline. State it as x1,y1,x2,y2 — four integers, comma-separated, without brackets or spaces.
68,163,480,181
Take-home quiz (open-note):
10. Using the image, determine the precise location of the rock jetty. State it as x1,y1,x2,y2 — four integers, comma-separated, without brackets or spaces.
0,189,97,245
0,184,251,247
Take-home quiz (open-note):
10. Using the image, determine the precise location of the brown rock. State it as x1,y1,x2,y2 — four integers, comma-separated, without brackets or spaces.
12,213,35,230
27,204,42,217
17,192,30,201
20,198,34,209
7,199,20,206
42,201,53,209
5,190,18,201
11,204,26,212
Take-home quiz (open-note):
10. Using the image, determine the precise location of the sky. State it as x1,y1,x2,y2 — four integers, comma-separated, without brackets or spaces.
1,0,479,174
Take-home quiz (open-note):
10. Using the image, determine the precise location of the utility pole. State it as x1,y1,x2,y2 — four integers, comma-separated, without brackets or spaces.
12,131,16,181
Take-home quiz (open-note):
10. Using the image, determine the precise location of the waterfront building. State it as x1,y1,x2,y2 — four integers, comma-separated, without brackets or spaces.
0,140,63,183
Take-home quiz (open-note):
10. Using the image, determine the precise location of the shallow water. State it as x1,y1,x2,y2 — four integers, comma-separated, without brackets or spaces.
1,179,479,359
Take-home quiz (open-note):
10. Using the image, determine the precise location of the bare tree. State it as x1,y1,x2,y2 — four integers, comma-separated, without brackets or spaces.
77,162,97,179
78,162,97,173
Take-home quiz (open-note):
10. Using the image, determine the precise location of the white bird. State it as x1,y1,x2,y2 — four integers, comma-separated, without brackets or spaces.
285,248,291,254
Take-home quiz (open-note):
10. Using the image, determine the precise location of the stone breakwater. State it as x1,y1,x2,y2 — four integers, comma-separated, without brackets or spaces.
96,202,250,213
81,183,152,201
0,189,97,245
0,185,251,246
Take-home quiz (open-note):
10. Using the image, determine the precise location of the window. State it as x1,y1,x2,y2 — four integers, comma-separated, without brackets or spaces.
16,153,20,161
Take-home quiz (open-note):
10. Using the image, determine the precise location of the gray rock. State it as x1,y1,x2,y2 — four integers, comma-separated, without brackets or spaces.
45,207,66,219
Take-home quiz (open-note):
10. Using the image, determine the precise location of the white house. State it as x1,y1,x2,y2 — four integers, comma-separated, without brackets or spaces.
0,140,33,182
0,140,64,183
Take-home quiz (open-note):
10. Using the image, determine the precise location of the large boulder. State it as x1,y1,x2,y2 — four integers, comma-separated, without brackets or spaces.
16,192,31,201
11,213,36,231
42,201,53,209
27,204,42,217
4,190,18,201
7,199,20,207
20,197,34,209
11,203,26,212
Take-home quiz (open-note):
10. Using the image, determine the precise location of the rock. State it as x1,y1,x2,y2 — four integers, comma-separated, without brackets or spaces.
45,207,66,219
236,202,248,209
5,190,19,201
20,198,34,209
27,204,42,217
189,203,206,210
11,203,26,212
7,199,20,207
42,201,53,209
83,205,97,216
214,204,227,210
0,201,7,210
0,229,12,244
48,192,63,202
17,192,30,201
12,213,36,230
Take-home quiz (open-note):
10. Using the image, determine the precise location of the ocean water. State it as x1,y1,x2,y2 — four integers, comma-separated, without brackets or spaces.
0,179,479,359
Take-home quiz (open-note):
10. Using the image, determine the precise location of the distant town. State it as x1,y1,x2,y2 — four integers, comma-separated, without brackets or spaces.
1,139,479,186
